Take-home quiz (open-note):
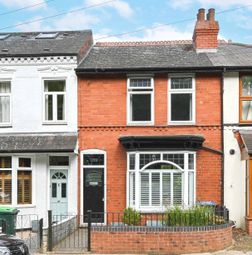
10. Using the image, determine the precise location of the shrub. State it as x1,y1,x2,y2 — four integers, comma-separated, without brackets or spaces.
122,207,141,226
164,205,223,226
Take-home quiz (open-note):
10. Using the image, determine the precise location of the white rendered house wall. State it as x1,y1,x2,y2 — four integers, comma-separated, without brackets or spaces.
223,72,246,228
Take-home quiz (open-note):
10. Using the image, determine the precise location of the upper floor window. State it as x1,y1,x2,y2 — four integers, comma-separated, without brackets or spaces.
127,78,154,125
44,80,66,123
168,76,195,124
240,75,252,123
0,81,11,125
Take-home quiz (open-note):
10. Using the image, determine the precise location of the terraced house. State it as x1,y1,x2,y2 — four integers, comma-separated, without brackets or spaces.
76,8,252,235
0,30,93,221
76,8,224,222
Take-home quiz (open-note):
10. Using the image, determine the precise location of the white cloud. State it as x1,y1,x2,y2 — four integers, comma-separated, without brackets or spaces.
169,0,252,9
95,23,193,42
17,11,99,32
85,0,133,18
0,0,46,9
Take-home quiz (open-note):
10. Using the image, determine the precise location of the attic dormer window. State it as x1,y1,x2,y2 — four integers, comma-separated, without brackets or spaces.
36,32,58,39
0,34,10,40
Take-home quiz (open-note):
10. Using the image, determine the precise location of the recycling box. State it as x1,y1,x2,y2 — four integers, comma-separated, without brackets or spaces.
0,207,19,235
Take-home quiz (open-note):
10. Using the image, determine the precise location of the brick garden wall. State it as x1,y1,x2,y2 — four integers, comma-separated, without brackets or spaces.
78,73,222,213
91,224,233,254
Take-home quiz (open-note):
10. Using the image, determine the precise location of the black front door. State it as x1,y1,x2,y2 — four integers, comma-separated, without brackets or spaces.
84,168,104,223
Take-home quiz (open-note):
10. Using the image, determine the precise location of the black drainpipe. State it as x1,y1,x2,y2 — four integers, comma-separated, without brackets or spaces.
221,68,225,206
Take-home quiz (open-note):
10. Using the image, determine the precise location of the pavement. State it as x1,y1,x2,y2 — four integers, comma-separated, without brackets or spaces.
32,252,252,255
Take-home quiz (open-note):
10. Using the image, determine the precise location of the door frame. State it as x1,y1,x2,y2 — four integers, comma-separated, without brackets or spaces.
49,167,69,214
80,149,107,224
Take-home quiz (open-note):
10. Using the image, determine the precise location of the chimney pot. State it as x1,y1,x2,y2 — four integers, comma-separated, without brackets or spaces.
207,8,215,21
197,8,205,21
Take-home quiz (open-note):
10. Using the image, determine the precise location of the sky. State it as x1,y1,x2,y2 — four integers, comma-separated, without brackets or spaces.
0,0,252,43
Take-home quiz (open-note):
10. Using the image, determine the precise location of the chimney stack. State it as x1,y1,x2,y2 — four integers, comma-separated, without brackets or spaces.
193,8,219,53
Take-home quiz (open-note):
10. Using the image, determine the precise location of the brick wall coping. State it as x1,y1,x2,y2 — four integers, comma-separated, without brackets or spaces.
92,221,233,232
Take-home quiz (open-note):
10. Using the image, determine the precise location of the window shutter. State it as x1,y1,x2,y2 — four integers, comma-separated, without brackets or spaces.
151,173,160,205
173,173,182,205
140,173,149,206
162,173,171,206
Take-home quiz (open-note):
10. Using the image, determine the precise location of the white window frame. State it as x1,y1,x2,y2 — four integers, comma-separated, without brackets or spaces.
126,151,196,212
168,74,196,125
43,78,67,124
17,157,32,205
127,76,154,125
0,80,12,127
0,155,34,208
80,149,107,225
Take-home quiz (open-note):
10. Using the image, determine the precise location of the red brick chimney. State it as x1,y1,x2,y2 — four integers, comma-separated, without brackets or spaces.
193,8,219,52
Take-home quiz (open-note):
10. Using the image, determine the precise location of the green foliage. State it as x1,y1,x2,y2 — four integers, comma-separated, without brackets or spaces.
164,206,224,226
122,207,141,226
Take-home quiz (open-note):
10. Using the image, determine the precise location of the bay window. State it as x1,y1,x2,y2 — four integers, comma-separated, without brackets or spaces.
127,78,154,125
44,80,66,122
127,152,195,211
0,156,33,205
169,76,195,124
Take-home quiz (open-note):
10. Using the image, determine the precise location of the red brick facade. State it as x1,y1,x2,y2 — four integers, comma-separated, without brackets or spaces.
78,73,222,213
91,225,232,254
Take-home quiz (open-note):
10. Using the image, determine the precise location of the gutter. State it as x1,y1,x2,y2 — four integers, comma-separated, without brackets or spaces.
221,68,226,206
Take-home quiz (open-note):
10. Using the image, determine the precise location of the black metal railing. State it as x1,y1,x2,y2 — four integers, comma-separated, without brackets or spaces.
87,206,230,227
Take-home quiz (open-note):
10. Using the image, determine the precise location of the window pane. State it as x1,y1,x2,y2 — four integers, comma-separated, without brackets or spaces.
61,183,67,198
131,94,151,121
49,156,69,166
145,162,178,170
129,154,135,170
242,101,252,121
163,154,184,169
84,154,104,165
0,157,11,168
171,93,192,121
140,154,160,169
140,173,149,206
242,76,252,96
0,171,11,204
188,172,194,206
173,173,182,205
129,172,135,207
44,80,65,92
52,183,57,198
151,173,160,206
0,96,10,123
19,158,31,168
130,79,151,88
57,94,65,121
162,173,171,206
0,82,10,93
188,154,194,170
171,78,192,89
45,94,53,121
18,171,32,204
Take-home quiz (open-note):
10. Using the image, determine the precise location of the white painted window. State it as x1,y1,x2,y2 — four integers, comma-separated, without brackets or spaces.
127,77,154,125
0,81,11,125
168,75,195,124
44,80,66,123
18,158,32,204
0,156,33,205
127,152,196,211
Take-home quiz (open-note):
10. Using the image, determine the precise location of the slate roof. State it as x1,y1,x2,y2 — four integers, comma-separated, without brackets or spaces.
0,30,92,57
0,133,77,153
76,40,252,72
